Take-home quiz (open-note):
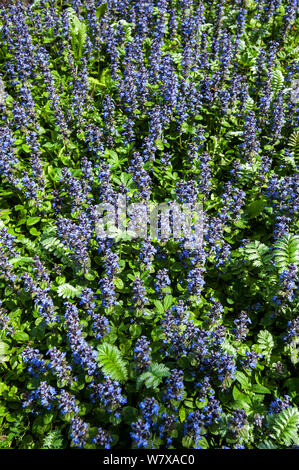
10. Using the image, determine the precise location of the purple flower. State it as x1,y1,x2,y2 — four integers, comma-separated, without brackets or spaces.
92,428,112,449
130,418,151,449
70,417,88,448
134,336,152,371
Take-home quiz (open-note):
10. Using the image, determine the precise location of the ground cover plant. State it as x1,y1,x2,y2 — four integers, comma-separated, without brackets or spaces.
0,0,298,450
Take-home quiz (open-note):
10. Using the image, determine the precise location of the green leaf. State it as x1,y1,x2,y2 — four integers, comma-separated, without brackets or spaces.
136,362,170,390
181,122,196,134
233,385,249,403
257,440,278,449
115,278,124,290
41,235,74,267
247,199,266,218
289,341,299,365
269,408,299,446
21,144,30,153
97,343,128,383
274,234,299,272
96,3,108,18
251,384,271,394
26,217,41,226
153,300,164,315
256,330,274,361
129,324,142,338
8,256,35,266
243,241,272,268
182,435,194,448
42,430,63,449
163,295,174,310
32,415,49,436
288,129,299,161
57,283,82,299
43,412,54,425
184,398,194,409
13,332,29,342
67,7,87,61
221,339,237,356
198,436,209,449
235,371,250,389
84,271,97,281
271,69,284,96
179,407,186,422
29,227,41,237
87,77,101,87
0,342,9,362
155,138,164,150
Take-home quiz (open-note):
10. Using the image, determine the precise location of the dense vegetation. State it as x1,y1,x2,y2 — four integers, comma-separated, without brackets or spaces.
0,0,298,450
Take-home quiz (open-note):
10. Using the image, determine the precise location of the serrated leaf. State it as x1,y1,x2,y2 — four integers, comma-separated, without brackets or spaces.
97,343,128,383
274,234,299,272
136,362,170,390
270,408,299,446
288,129,299,161
8,256,35,266
57,283,82,299
257,440,278,449
271,69,284,96
257,330,274,360
243,240,271,268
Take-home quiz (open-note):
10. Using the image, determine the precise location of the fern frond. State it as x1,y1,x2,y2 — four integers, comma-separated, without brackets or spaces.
288,129,299,161
257,440,278,449
221,338,237,356
97,343,128,383
18,236,38,253
271,70,284,96
41,236,66,254
41,235,74,267
274,234,299,272
42,430,63,449
243,241,272,268
8,256,35,267
256,330,274,361
136,362,170,390
136,371,154,391
57,283,82,299
149,362,171,378
270,408,299,446
244,96,255,111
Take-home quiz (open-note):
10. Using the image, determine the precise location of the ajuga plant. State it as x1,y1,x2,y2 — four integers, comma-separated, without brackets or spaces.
0,0,298,450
